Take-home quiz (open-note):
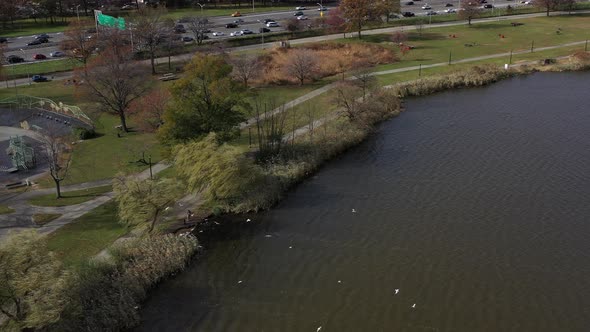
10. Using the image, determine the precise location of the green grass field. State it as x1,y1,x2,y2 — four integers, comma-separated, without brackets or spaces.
3,59,77,80
0,205,15,215
29,185,112,207
46,201,127,266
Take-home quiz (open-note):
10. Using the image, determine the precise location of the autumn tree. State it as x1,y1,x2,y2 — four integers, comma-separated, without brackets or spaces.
351,62,378,101
113,176,184,232
128,88,171,132
39,127,72,199
133,6,168,74
534,0,573,16
340,0,384,39
377,0,401,22
187,16,211,45
458,0,481,25
158,54,245,145
77,35,152,132
60,20,96,68
325,7,347,37
286,49,318,85
286,17,302,36
0,231,71,330
230,54,261,88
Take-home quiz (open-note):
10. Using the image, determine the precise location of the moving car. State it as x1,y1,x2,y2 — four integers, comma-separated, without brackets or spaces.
174,24,186,33
27,39,43,46
262,18,276,23
318,6,328,11
231,11,242,17
266,21,279,27
230,31,243,37
404,1,414,5
483,4,494,8
295,6,306,10
121,4,134,10
32,75,48,82
182,36,194,42
226,23,238,28
234,19,244,23
7,55,25,63
422,4,432,9
34,33,49,40
402,11,415,17
426,10,437,15
297,15,308,20
0,37,7,43
50,51,65,57
158,73,178,81
33,54,46,60
240,29,254,35
294,11,304,16
212,31,225,36
445,3,454,6
445,8,457,13
259,27,271,33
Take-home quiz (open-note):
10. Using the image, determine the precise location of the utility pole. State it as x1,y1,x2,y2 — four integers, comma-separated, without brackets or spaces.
531,40,534,53
509,49,513,64
76,5,80,21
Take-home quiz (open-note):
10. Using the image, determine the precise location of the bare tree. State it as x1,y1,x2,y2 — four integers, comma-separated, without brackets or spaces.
334,82,365,122
60,20,97,68
533,0,571,16
414,19,425,36
351,62,378,101
187,16,211,45
161,18,183,71
230,54,261,88
39,127,72,199
253,98,288,159
458,0,482,25
286,49,318,86
77,35,152,132
304,102,316,143
133,6,167,74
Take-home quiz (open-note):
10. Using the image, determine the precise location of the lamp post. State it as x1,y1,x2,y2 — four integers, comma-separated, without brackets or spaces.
252,0,255,13
261,24,265,48
76,5,81,21
19,49,31,85
196,2,204,16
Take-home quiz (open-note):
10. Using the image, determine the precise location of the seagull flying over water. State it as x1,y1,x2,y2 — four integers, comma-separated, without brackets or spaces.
411,304,416,309
395,289,399,295
317,327,322,332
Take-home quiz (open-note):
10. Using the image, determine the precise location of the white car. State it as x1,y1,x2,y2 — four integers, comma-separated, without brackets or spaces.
445,8,457,13
297,15,308,20
295,6,306,10
49,51,65,57
422,4,432,9
241,29,254,35
266,21,279,27
212,31,225,36
230,31,243,37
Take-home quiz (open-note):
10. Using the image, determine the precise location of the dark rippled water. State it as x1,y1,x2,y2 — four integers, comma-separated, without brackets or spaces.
138,72,590,332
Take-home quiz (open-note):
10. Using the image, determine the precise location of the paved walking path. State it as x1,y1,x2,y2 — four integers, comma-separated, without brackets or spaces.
2,10,587,89
0,162,169,239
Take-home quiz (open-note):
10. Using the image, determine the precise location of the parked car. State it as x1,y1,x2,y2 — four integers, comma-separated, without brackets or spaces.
230,31,243,37
404,1,414,5
7,55,24,63
27,39,43,46
318,6,328,11
231,11,242,17
445,8,457,13
32,75,48,82
158,73,178,81
50,51,65,57
295,6,306,10
422,4,432,9
241,29,254,35
261,18,276,23
182,36,194,42
33,54,46,60
483,4,494,8
226,23,238,28
426,10,437,15
445,3,454,6
297,15,308,20
234,19,244,23
266,21,279,27
34,33,49,40
121,4,134,10
259,27,271,33
402,11,415,17
212,31,225,36
294,11,304,16
174,24,186,33
0,37,7,43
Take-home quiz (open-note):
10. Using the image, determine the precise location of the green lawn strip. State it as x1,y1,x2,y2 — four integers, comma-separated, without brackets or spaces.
32,213,61,225
163,5,294,20
0,79,77,104
29,185,112,207
0,205,15,215
4,59,78,80
0,19,72,37
46,201,127,267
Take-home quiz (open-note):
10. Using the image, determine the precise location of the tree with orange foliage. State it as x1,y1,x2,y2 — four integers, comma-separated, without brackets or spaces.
128,88,171,132
340,0,384,39
458,0,482,25
325,7,347,37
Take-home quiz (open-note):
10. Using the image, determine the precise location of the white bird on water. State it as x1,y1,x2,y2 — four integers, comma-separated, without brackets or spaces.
411,304,416,309
238,280,243,284
395,289,399,295
317,327,322,332
246,218,251,222
352,209,357,213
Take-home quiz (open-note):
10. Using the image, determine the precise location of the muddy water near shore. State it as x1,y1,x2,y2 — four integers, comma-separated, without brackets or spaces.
138,72,590,332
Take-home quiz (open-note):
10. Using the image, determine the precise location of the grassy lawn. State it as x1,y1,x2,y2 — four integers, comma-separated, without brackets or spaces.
29,185,112,207
164,5,294,20
33,213,61,225
3,59,77,80
46,201,127,266
0,19,71,37
0,205,15,214
0,80,77,104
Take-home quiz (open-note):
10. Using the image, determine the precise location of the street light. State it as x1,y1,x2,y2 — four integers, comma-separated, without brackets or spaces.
19,49,31,85
252,0,255,13
196,2,204,16
76,5,81,21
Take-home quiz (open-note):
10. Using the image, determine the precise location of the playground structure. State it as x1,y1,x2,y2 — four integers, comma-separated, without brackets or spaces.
6,136,36,170
0,95,92,125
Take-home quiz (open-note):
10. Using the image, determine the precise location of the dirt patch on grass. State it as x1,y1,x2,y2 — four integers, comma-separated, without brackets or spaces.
257,43,398,85
33,213,61,225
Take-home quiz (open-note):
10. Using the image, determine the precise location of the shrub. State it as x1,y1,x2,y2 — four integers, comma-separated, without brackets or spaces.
72,127,96,140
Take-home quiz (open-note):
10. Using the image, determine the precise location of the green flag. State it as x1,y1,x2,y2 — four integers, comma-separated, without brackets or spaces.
97,12,126,30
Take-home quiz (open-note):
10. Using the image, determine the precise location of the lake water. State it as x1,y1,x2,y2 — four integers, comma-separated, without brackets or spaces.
138,72,590,332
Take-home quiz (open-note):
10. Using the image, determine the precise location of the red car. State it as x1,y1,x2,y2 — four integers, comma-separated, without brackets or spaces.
33,54,47,60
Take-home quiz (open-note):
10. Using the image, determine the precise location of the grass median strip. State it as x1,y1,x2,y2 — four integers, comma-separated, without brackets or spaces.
29,185,112,207
0,205,15,215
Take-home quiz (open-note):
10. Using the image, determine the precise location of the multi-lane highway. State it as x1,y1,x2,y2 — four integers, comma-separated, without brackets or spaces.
1,2,534,66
